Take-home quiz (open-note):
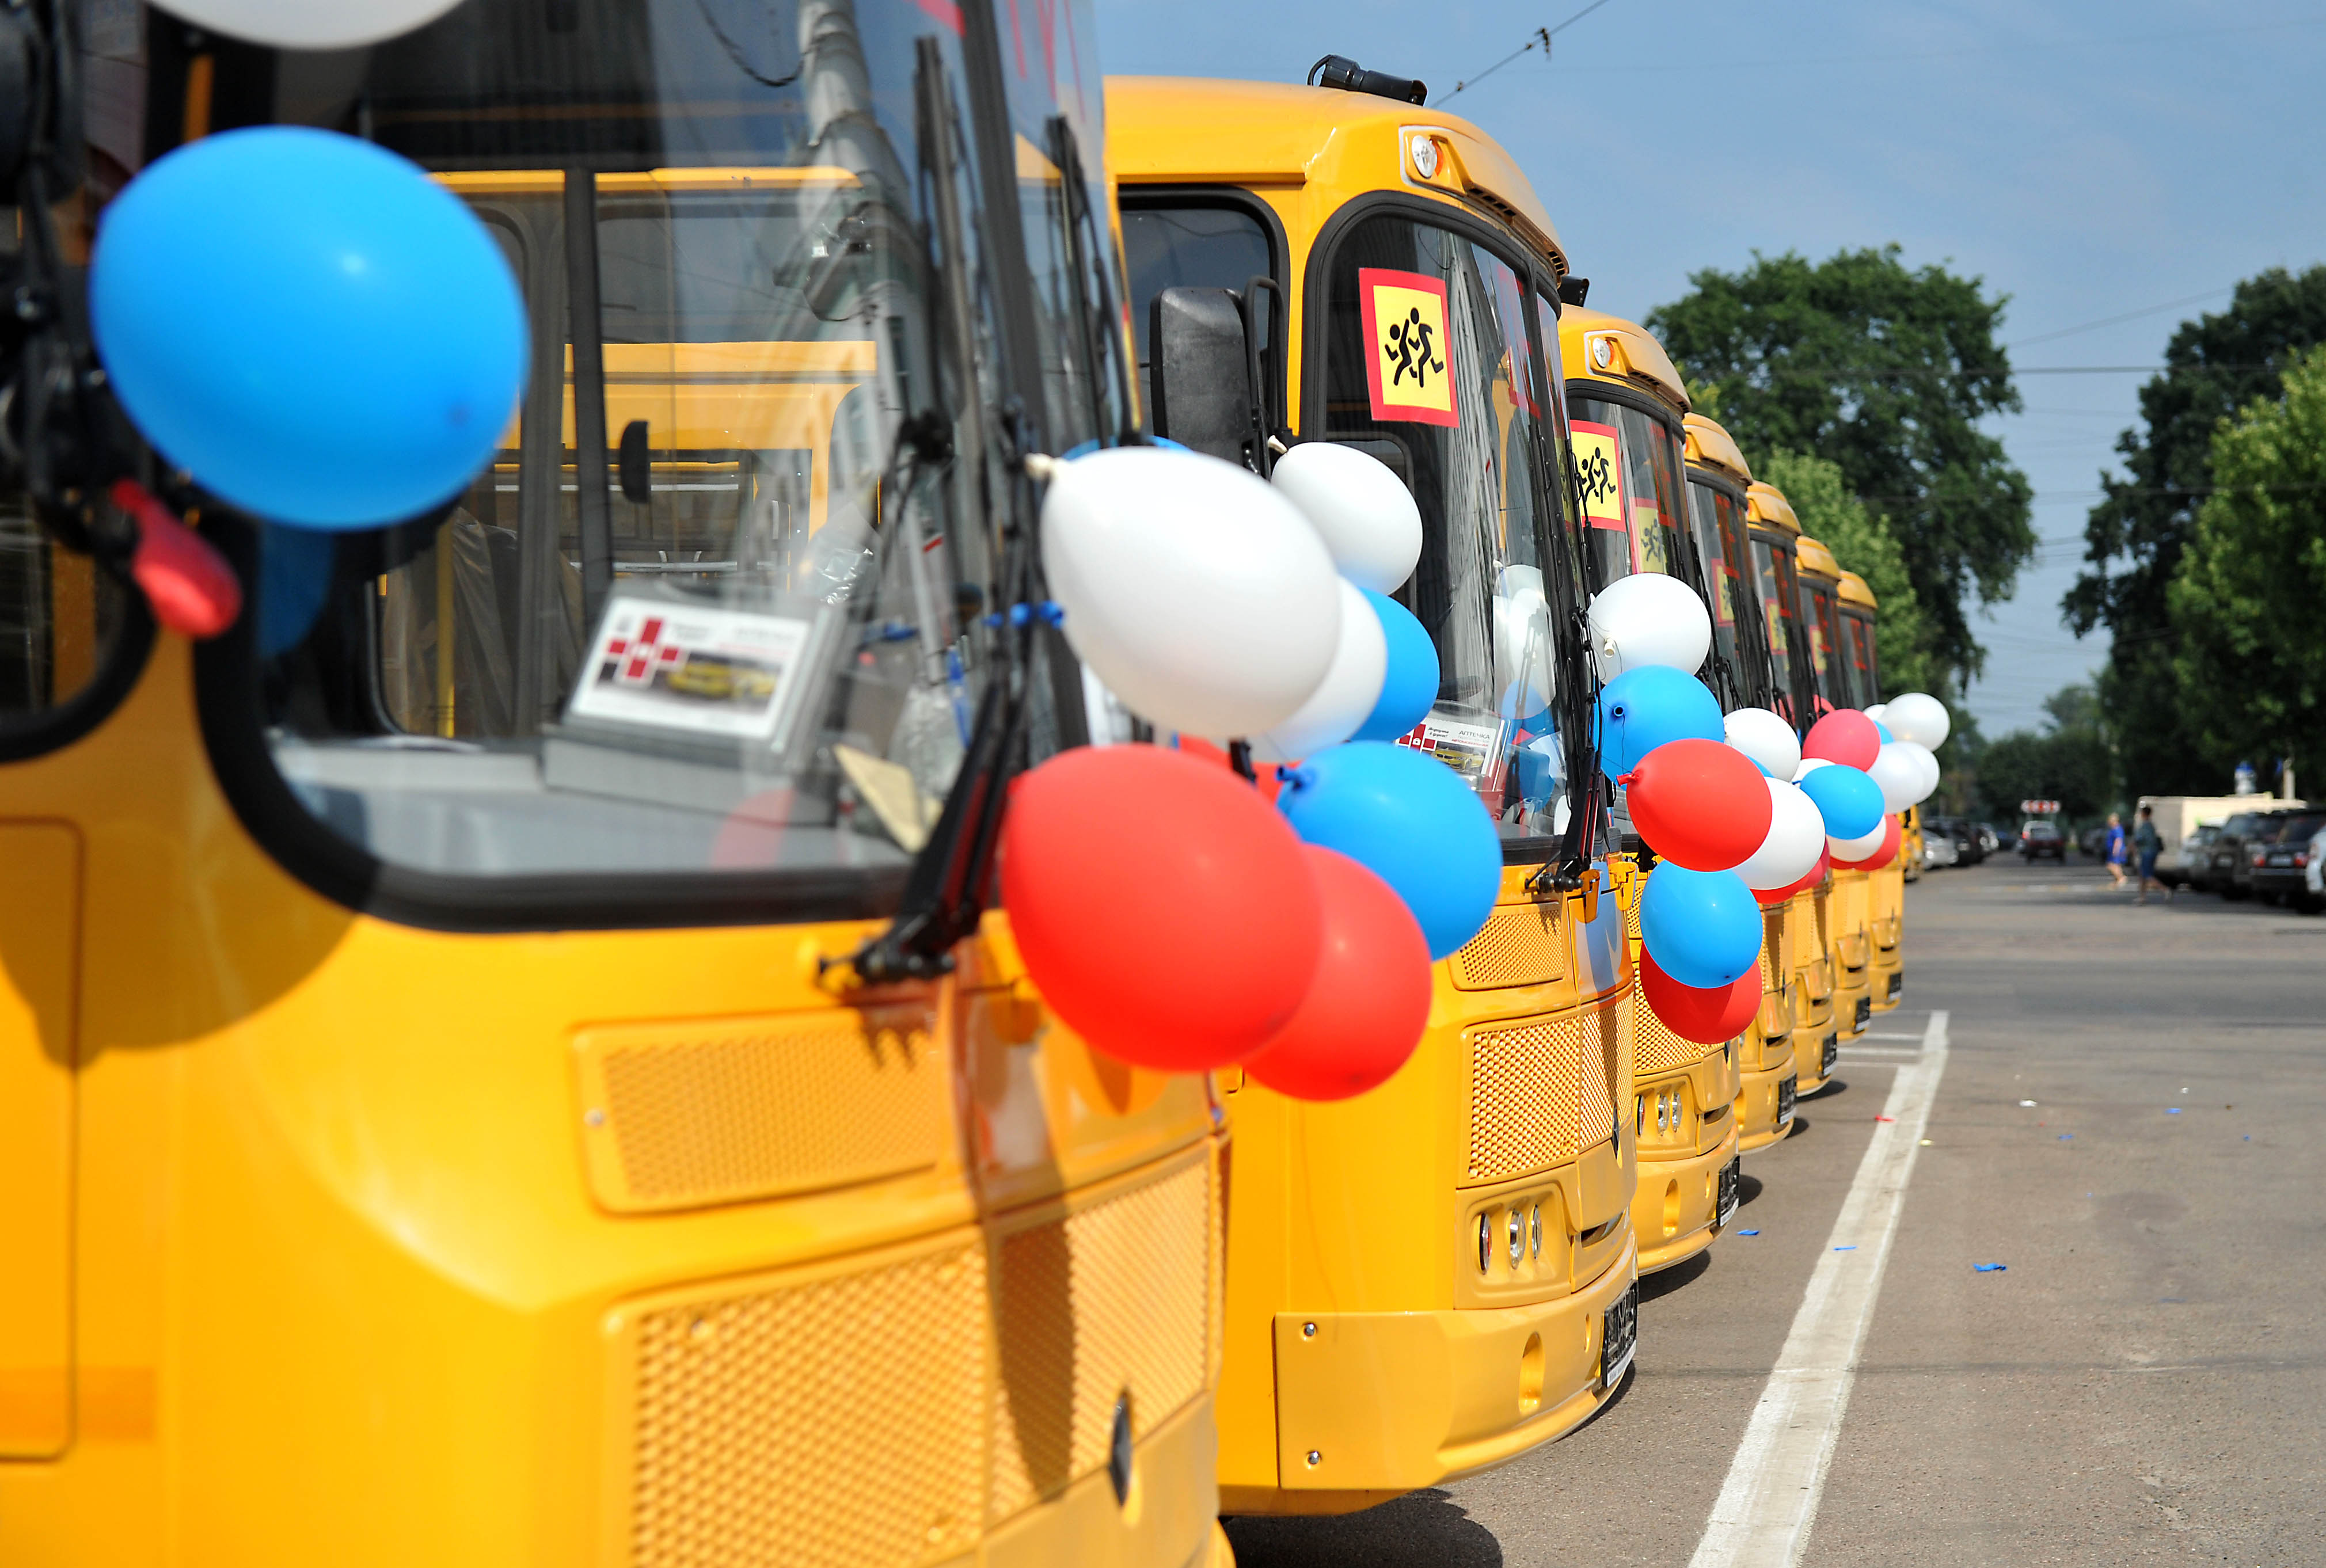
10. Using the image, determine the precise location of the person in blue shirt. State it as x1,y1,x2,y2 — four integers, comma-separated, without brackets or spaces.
2104,812,2129,890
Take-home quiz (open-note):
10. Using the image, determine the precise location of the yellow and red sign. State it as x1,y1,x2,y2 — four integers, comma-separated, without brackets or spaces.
1569,418,1623,531
1359,268,1458,427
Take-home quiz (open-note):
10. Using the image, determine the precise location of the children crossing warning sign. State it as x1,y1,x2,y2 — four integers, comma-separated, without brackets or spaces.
1359,267,1458,427
1569,418,1624,531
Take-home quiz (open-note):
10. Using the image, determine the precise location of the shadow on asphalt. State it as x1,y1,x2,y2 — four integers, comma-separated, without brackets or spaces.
1806,1077,1849,1101
1735,1171,1765,1208
1639,1248,1712,1302
1225,1486,1505,1567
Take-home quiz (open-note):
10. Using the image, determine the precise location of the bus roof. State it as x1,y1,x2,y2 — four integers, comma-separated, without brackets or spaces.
1559,305,1689,417
1745,481,1800,534
1104,76,1568,278
1682,412,1751,484
1838,569,1877,610
1796,534,1843,582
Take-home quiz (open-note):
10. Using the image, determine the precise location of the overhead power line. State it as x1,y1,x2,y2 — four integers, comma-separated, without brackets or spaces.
2005,288,2234,349
1436,0,1618,105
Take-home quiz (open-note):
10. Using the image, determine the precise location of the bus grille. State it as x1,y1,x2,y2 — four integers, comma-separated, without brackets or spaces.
1449,903,1565,990
1630,975,1708,1078
576,1005,945,1213
618,1149,1217,1565
628,1241,989,1568
1464,1004,1618,1185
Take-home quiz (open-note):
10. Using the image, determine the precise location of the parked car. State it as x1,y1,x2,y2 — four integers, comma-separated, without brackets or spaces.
1972,821,2002,855
1993,824,2021,853
2250,811,2326,906
2021,820,2066,861
2078,824,2109,859
1927,816,1986,866
1924,831,1959,869
2208,809,2285,900
2164,823,2221,890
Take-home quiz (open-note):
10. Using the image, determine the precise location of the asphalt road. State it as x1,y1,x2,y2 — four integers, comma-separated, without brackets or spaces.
1225,855,2326,1567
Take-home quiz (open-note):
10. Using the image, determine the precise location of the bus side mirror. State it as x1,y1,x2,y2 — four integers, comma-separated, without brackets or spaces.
618,420,651,504
1149,286,1255,469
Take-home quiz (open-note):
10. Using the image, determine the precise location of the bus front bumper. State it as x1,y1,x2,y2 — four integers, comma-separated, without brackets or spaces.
1633,1122,1743,1274
1735,1052,1798,1152
1222,1235,1639,1515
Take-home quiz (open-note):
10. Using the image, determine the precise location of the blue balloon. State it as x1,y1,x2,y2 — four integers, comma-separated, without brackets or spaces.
90,127,526,530
257,524,337,656
1798,763,1885,840
1871,718,1895,744
1639,863,1763,989
1352,589,1439,742
1595,665,1723,780
1278,740,1501,959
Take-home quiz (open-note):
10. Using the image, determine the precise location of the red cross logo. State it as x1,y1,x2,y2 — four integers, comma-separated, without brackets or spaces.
604,617,686,684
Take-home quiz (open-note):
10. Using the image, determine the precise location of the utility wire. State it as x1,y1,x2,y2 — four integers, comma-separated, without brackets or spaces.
1436,0,1617,104
2006,288,2234,349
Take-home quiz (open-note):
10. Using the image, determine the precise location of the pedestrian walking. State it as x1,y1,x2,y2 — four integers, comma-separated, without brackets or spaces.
2134,804,2168,903
2104,812,2130,890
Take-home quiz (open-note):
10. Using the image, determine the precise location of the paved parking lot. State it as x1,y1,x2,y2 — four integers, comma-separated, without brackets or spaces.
1227,857,2326,1566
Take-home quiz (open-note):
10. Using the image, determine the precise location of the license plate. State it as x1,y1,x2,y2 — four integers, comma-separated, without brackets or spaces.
1716,1158,1740,1228
1777,1075,1797,1125
1601,1284,1638,1391
1823,1034,1839,1074
1854,996,1872,1032
2269,854,2291,866
1886,971,1902,1000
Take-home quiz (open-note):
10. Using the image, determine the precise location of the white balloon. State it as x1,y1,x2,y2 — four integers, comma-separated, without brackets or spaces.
1864,702,1890,726
1891,740,1941,805
1884,691,1951,750
1248,579,1388,762
1586,571,1712,680
1866,740,1922,814
1829,821,1889,861
1269,441,1423,593
1725,706,1802,781
161,0,465,47
1736,777,1828,891
1792,756,1833,783
1043,448,1340,737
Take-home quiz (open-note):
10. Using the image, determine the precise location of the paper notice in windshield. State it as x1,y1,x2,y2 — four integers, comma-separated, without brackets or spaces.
1570,420,1624,531
1359,268,1459,427
567,596,815,741
1393,708,1510,798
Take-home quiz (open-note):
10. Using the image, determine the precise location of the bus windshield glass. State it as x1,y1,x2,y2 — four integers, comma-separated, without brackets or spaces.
1319,214,1571,850
1684,477,1756,710
1800,576,1842,716
180,0,1124,889
1569,394,1689,592
1749,534,1804,729
1840,608,1879,707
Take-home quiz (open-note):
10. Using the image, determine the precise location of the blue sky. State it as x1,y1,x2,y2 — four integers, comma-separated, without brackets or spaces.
1093,0,2326,740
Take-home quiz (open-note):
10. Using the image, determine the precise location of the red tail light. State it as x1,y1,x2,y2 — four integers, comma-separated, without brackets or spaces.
2251,851,2267,866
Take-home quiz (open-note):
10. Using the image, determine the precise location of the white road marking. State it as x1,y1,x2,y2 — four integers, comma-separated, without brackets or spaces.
1687,1009,1950,1568
1838,1046,1922,1059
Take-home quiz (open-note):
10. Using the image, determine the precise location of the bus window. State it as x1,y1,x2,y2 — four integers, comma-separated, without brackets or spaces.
1569,394,1689,591
1320,214,1569,845
1841,610,1878,708
1120,200,1276,433
1749,535,1803,729
1800,576,1842,717
1685,479,1755,709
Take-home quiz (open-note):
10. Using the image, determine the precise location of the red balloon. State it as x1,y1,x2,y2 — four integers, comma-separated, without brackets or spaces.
1833,815,1903,871
1801,709,1880,771
1001,744,1321,1072
1624,737,1774,871
1244,846,1432,1101
1639,950,1762,1045
1761,848,1830,905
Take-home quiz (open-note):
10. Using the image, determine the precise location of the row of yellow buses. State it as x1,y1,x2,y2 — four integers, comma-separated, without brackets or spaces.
0,10,1910,1565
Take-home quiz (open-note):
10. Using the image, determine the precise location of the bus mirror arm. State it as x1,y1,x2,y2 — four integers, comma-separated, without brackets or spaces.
1238,275,1283,477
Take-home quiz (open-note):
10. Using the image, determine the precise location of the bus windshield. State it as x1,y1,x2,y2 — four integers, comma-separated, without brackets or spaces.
1569,394,1689,592
1800,576,1842,717
192,0,1124,892
1684,477,1757,710
1749,534,1804,729
1318,214,1572,850
1840,608,1879,707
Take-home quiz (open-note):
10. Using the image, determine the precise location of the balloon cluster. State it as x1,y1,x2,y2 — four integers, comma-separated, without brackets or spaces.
1006,442,1506,1101
1587,581,1955,1045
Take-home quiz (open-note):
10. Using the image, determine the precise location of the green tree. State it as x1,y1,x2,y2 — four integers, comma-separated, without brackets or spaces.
2065,266,2326,798
1647,246,2034,687
1968,683,2116,825
1755,449,1938,701
2162,342,2326,789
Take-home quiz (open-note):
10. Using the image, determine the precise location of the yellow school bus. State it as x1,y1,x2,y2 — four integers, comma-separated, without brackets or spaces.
1109,74,1639,1514
1837,569,1904,1011
1680,417,1799,1158
1557,314,1742,1272
1743,481,1832,1117
1796,534,1874,1044
0,9,1235,1566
